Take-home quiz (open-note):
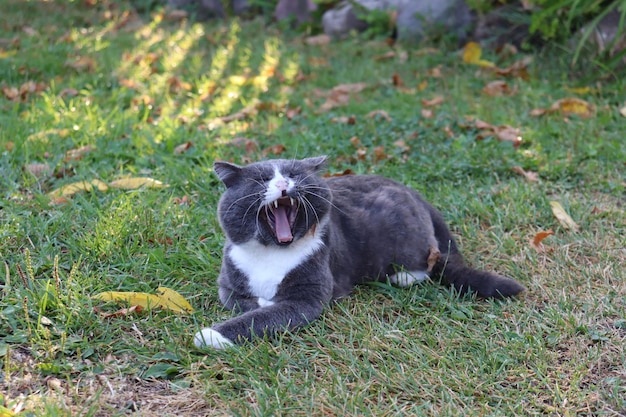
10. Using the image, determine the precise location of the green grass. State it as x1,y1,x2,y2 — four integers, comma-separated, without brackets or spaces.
1,1,625,416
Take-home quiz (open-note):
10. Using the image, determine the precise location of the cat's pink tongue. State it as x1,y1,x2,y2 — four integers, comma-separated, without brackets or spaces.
273,205,293,243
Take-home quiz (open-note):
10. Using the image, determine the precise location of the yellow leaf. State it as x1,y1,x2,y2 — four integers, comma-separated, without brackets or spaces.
156,287,194,313
109,177,168,190
550,201,580,231
550,98,594,118
48,181,95,198
93,287,194,313
462,42,495,67
564,86,592,94
0,50,17,59
47,179,109,199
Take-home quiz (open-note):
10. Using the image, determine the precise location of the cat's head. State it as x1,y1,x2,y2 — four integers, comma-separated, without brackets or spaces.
213,156,331,246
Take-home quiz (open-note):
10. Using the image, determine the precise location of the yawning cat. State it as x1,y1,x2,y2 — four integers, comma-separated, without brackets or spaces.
194,156,525,349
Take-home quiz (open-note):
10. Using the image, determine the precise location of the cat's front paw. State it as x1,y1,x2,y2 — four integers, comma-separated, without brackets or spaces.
194,327,234,349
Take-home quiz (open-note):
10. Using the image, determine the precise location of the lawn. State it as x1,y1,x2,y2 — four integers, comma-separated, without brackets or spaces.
1,1,625,416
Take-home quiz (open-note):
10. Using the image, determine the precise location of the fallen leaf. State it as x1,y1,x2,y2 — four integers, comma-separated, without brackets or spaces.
109,177,168,190
532,230,554,247
414,47,440,56
119,78,143,90
164,9,189,21
493,126,523,147
168,76,192,93
550,98,594,118
483,80,514,96
550,201,580,231
511,166,539,182
99,305,144,318
529,108,547,117
308,57,329,67
417,80,428,91
366,110,392,122
173,141,193,155
462,42,495,67
323,169,355,177
426,246,440,272
24,163,52,178
304,34,331,46
285,106,301,120
263,144,287,156
427,66,442,78
373,146,387,162
421,108,435,119
393,139,410,153
317,83,368,112
620,105,626,117
58,88,79,98
48,179,108,199
65,145,95,161
349,136,362,148
2,86,19,101
22,26,38,37
421,96,445,107
564,86,592,94
374,51,396,61
92,286,194,314
65,56,96,72
392,72,404,87
492,56,532,79
331,115,357,124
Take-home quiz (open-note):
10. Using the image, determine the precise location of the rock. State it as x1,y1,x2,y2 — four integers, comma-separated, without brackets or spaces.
322,0,473,41
275,0,318,25
322,2,368,37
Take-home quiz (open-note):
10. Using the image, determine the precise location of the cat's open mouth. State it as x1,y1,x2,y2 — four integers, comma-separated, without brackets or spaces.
264,197,299,244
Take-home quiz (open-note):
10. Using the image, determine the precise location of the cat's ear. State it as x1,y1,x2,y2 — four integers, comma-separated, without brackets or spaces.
302,155,328,172
214,161,242,188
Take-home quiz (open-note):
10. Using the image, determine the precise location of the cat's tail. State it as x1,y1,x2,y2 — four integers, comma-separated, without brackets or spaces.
425,204,525,298
431,251,526,298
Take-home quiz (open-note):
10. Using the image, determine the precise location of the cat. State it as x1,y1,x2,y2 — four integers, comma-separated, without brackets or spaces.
194,156,525,349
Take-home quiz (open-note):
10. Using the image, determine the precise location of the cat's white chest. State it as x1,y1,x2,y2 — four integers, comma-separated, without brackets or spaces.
228,233,325,301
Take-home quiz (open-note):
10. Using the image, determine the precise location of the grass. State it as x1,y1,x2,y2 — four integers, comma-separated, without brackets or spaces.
1,1,625,416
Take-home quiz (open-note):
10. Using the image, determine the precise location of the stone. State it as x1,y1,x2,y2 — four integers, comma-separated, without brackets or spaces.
322,0,473,42
275,0,318,25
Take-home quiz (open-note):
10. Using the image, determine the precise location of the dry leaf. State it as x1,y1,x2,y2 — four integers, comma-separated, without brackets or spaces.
331,115,357,124
263,144,287,156
285,106,301,120
99,305,144,318
173,141,193,155
619,104,626,117
374,51,396,61
392,72,404,87
483,80,514,96
550,201,580,231
426,246,440,272
304,34,331,46
59,88,79,98
511,166,539,182
92,286,194,313
421,96,445,107
366,110,392,122
65,145,95,161
109,177,168,190
532,230,554,247
349,136,362,148
462,42,495,67
167,76,192,93
550,98,594,118
529,108,547,117
492,56,532,79
24,163,52,178
48,179,108,199
427,66,442,78
373,146,387,162
393,139,410,153
564,86,592,94
421,108,434,119
119,78,143,90
66,56,96,72
323,169,355,178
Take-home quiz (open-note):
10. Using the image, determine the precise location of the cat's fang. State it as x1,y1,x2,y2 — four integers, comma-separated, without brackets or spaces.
274,200,279,208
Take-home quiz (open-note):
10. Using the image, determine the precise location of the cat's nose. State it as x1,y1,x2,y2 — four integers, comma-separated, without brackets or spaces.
275,179,288,191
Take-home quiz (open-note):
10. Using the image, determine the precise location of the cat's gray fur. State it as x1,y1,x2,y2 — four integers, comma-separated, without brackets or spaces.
194,156,525,348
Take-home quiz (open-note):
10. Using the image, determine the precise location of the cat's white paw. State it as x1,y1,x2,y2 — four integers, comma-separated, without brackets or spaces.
194,328,234,349
388,270,429,288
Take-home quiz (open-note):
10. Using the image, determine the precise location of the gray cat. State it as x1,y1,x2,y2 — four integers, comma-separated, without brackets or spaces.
194,156,525,349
